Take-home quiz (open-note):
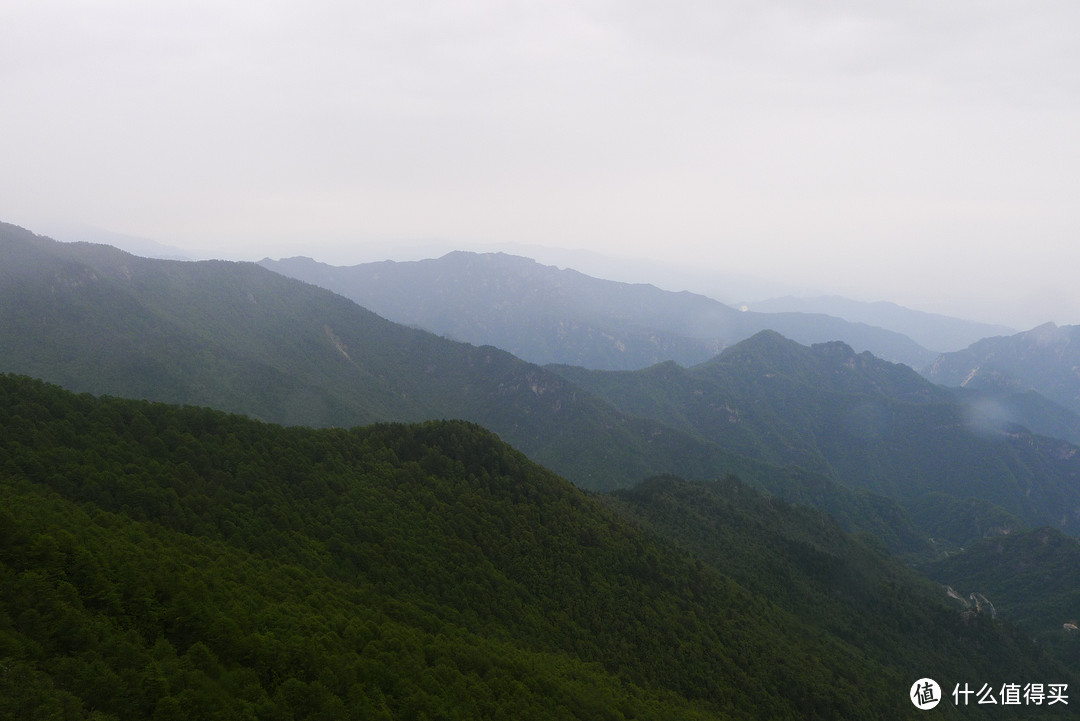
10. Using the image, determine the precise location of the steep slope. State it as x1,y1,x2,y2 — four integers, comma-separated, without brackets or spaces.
0,222,734,491
923,527,1080,667
260,252,937,370
0,222,937,549
2,374,1075,718
552,331,1080,542
604,476,1078,685
925,322,1080,415
750,295,1014,352
0,223,422,426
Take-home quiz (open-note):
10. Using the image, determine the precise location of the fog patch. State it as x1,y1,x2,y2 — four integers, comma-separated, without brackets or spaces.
962,396,1019,437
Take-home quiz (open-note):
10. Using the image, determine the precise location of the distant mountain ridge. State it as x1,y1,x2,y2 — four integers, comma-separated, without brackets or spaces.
925,322,1080,416
260,252,939,370
749,294,1014,352
7,221,1080,549
0,222,738,491
1,221,907,534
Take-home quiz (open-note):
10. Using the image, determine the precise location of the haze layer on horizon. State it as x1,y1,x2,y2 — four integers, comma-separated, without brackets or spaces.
3,1,1078,329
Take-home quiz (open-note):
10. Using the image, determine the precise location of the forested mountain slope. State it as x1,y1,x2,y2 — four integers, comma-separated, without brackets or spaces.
925,526,1080,644
0,223,935,546
552,332,1080,543
2,374,1075,718
0,222,734,491
605,476,1079,683
947,386,1080,447
925,322,1080,416
260,252,937,370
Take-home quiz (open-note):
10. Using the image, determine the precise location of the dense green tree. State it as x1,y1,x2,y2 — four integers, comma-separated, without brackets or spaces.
1,374,1076,718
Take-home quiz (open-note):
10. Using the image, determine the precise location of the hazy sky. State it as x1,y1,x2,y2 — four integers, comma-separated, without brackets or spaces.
3,1,1078,327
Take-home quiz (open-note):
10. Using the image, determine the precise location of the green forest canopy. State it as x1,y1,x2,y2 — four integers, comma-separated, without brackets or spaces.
1,374,1076,719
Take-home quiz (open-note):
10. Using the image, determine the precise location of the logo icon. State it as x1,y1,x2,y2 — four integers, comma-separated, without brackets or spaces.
911,678,941,710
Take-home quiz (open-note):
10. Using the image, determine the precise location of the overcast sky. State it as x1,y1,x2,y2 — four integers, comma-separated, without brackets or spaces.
3,1,1078,327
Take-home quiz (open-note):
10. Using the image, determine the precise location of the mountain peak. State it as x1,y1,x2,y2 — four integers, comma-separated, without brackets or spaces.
1026,321,1071,346
927,323,1080,414
711,329,807,366
700,331,949,408
263,255,318,265
258,251,944,370
810,339,858,357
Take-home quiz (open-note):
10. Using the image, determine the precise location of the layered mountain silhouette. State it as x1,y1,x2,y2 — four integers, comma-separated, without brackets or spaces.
260,252,939,370
0,222,739,491
749,294,1013,352
925,322,1080,415
7,222,1080,547
552,332,1080,541
7,219,1080,712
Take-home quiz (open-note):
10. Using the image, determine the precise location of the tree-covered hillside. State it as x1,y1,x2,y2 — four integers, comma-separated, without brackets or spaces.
924,527,1080,643
2,374,1075,718
12,223,1080,552
0,222,745,491
0,223,941,551
605,476,1080,685
552,331,1080,544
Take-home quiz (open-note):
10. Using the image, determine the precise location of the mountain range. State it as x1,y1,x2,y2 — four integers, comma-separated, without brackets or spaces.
257,247,1080,544
2,222,890,513
6,219,1080,714
551,332,1080,541
11,223,1080,545
747,295,1014,352
259,252,942,370
11,221,1080,543
258,252,1080,443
